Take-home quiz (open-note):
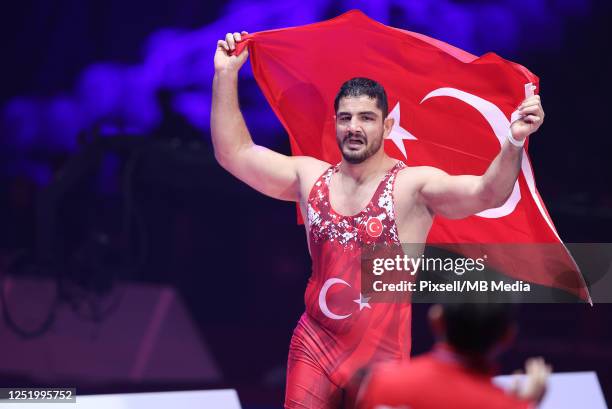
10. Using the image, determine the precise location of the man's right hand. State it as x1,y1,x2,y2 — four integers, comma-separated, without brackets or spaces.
214,31,249,74
211,29,329,204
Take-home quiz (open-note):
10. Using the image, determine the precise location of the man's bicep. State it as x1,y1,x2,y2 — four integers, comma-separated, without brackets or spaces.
223,144,302,201
419,167,487,219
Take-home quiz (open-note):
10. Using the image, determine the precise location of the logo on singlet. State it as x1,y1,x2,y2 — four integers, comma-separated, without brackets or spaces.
366,217,383,238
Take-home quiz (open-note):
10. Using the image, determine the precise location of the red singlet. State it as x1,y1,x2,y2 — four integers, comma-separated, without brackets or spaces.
285,161,412,409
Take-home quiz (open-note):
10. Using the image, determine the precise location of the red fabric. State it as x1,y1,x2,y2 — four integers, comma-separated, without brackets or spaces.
357,351,534,409
285,161,411,405
285,334,342,409
236,10,589,301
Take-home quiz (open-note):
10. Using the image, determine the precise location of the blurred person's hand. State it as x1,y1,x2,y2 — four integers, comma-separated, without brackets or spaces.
509,357,551,405
214,31,249,74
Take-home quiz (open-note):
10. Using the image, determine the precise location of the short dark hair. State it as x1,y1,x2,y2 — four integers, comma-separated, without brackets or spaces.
334,77,389,118
443,303,515,355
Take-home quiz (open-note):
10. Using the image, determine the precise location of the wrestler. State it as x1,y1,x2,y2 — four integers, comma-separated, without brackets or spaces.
211,31,544,409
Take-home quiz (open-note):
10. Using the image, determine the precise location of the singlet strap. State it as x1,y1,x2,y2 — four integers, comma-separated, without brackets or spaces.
369,160,406,198
306,164,335,205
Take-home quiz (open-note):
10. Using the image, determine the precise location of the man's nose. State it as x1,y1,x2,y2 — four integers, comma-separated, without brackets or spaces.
347,118,360,133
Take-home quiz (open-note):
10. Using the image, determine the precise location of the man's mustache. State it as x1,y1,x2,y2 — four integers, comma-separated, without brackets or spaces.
343,133,366,144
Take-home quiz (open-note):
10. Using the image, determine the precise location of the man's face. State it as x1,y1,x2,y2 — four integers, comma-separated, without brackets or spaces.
335,96,390,164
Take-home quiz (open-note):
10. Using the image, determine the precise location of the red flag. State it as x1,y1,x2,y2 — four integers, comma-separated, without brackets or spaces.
235,10,590,301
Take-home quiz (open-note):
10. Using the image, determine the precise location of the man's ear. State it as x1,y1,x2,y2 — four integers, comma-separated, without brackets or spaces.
383,116,394,137
499,323,518,350
488,322,517,359
428,304,445,340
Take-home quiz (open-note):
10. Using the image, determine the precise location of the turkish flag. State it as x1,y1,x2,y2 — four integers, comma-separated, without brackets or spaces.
234,10,590,302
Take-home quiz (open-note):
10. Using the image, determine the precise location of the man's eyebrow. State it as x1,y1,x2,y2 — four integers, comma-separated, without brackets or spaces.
337,111,379,116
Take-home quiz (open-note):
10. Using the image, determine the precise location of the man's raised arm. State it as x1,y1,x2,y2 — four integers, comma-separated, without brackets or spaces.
417,95,545,219
211,32,307,202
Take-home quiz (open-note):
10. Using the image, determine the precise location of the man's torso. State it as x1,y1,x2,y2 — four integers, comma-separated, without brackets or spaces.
288,156,431,386
359,354,533,409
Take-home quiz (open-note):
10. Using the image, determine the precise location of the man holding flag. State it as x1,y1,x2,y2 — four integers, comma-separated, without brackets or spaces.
211,13,549,409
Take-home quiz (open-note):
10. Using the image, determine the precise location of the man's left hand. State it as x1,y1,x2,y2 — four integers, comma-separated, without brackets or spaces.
510,95,545,142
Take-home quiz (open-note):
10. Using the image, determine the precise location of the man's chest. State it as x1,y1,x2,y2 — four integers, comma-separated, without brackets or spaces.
327,178,383,216
387,171,434,242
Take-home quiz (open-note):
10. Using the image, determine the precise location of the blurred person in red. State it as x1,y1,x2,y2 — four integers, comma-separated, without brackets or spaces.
355,303,550,409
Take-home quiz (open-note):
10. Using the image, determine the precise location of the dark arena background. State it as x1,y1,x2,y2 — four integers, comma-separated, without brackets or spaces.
1,0,611,408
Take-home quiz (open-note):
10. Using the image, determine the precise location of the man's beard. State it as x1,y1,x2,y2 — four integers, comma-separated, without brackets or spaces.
338,132,383,164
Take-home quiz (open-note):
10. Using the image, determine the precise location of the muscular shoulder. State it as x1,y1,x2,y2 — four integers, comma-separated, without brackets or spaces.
294,156,332,201
395,165,444,187
393,165,437,201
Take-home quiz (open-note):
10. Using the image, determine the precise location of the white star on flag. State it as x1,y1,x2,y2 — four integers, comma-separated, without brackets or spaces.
385,102,417,159
353,293,372,311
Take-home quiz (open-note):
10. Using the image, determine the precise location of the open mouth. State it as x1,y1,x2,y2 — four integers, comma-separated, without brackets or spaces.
345,137,365,149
